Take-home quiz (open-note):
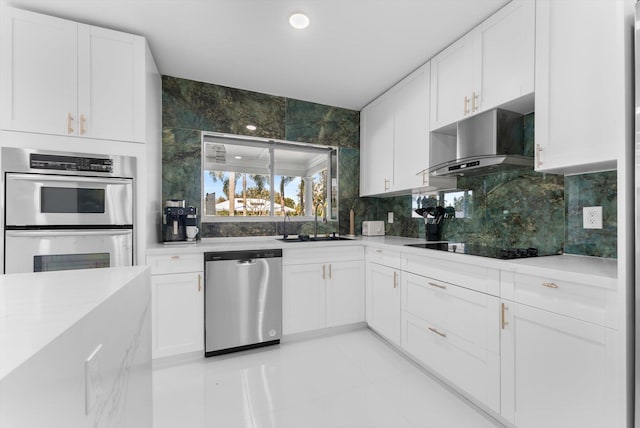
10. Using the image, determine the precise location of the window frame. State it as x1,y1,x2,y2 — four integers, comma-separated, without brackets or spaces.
200,132,338,223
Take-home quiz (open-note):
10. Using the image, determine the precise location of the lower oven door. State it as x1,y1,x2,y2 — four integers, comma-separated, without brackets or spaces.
4,229,133,273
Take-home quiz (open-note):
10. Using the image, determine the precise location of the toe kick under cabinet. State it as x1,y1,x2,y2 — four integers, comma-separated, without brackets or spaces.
400,253,501,413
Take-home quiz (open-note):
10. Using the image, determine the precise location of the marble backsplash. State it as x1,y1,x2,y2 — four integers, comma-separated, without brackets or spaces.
162,77,617,258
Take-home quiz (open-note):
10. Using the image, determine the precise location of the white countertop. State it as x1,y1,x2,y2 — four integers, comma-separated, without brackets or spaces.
0,265,149,380
146,235,617,285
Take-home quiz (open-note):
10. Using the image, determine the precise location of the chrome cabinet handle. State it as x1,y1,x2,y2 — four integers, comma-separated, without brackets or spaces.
170,255,180,260
463,96,470,115
393,271,397,289
542,282,559,289
428,327,447,338
198,274,201,292
384,178,390,191
501,302,508,330
428,282,446,290
329,264,332,279
322,264,326,280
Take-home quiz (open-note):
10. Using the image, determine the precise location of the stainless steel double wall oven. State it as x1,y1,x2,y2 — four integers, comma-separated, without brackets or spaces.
2,147,135,273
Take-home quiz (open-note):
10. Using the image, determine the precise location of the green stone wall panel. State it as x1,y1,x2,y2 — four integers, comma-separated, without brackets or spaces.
564,171,617,258
162,128,202,211
162,75,285,139
285,99,360,148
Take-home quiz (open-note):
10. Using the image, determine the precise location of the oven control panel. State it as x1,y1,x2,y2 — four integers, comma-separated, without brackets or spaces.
30,154,113,173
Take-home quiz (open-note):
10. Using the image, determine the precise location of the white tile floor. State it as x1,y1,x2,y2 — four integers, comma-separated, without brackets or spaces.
152,329,504,428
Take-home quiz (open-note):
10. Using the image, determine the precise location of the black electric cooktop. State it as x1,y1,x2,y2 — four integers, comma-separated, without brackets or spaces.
404,242,559,260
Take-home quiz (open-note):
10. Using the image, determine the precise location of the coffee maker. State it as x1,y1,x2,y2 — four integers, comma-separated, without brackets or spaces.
163,199,187,243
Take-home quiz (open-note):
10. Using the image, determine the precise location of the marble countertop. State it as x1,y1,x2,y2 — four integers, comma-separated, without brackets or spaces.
0,265,149,380
146,235,617,284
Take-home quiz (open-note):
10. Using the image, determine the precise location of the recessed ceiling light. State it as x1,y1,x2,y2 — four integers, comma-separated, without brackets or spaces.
234,156,243,160
246,124,257,131
289,12,310,30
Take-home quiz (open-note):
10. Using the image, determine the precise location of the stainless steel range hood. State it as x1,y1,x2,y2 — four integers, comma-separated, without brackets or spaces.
429,108,532,177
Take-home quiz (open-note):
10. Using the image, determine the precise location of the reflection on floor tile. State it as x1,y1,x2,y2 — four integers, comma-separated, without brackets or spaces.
152,329,503,428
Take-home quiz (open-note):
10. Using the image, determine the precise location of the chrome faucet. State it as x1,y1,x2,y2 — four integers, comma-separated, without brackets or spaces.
314,202,326,239
283,213,291,239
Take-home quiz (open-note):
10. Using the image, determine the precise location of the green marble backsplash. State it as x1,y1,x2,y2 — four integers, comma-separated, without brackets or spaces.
162,77,617,257
162,75,365,237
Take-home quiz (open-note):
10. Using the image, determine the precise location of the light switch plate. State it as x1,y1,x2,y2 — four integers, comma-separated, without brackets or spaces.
85,344,103,415
388,212,394,224
583,206,603,229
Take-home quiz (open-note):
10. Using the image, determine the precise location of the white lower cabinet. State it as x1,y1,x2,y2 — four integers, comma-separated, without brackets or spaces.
147,253,204,359
283,246,364,335
401,270,500,413
500,268,621,428
500,302,616,428
367,262,401,345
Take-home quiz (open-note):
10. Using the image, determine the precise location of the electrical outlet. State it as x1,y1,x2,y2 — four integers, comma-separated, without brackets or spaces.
388,212,394,224
583,206,603,229
85,344,103,415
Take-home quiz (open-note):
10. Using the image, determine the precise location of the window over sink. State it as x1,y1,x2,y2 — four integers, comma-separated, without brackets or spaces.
201,133,338,221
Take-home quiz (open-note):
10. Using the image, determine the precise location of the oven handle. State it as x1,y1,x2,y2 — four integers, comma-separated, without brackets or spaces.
5,229,132,238
7,173,132,185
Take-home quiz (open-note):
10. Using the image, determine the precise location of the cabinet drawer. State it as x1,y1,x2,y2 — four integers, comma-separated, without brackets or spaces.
366,246,401,269
402,253,500,296
403,272,499,354
283,245,363,265
509,273,612,327
402,312,500,413
147,253,203,275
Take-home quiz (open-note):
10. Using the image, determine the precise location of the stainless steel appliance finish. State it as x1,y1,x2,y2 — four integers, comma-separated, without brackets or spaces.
635,2,640,423
430,108,530,177
205,249,282,356
2,147,135,273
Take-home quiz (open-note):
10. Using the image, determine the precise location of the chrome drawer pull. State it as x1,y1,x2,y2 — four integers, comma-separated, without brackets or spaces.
428,327,447,338
428,282,446,290
542,282,559,289
501,303,508,330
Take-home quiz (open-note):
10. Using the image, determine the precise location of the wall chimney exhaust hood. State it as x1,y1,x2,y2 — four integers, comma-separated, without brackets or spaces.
429,108,532,177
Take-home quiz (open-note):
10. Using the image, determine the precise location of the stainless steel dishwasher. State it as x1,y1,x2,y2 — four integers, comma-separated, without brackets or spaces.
204,249,282,356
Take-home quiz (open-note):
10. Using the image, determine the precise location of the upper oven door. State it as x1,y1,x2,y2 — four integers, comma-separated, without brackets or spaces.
5,173,133,226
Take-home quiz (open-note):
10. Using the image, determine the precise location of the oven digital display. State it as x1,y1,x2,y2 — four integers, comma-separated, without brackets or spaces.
41,187,105,213
34,253,110,272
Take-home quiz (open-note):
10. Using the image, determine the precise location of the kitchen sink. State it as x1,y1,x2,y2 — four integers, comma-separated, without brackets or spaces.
278,235,352,243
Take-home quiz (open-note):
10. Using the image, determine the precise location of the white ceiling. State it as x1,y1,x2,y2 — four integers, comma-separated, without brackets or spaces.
1,0,510,110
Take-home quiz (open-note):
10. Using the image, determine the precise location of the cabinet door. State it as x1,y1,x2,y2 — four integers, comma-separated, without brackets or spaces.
480,0,534,110
368,262,401,345
0,8,78,135
282,263,326,334
430,31,479,130
359,92,394,196
534,0,627,173
78,25,145,142
501,302,618,427
326,260,364,327
151,272,204,359
393,64,429,191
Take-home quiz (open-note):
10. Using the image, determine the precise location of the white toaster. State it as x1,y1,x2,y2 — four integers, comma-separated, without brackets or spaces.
362,221,385,236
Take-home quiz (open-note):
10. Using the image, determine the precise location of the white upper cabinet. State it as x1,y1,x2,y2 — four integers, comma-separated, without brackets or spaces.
480,0,535,110
360,90,394,196
430,31,480,131
534,0,631,174
0,7,146,143
360,63,456,197
430,0,535,131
